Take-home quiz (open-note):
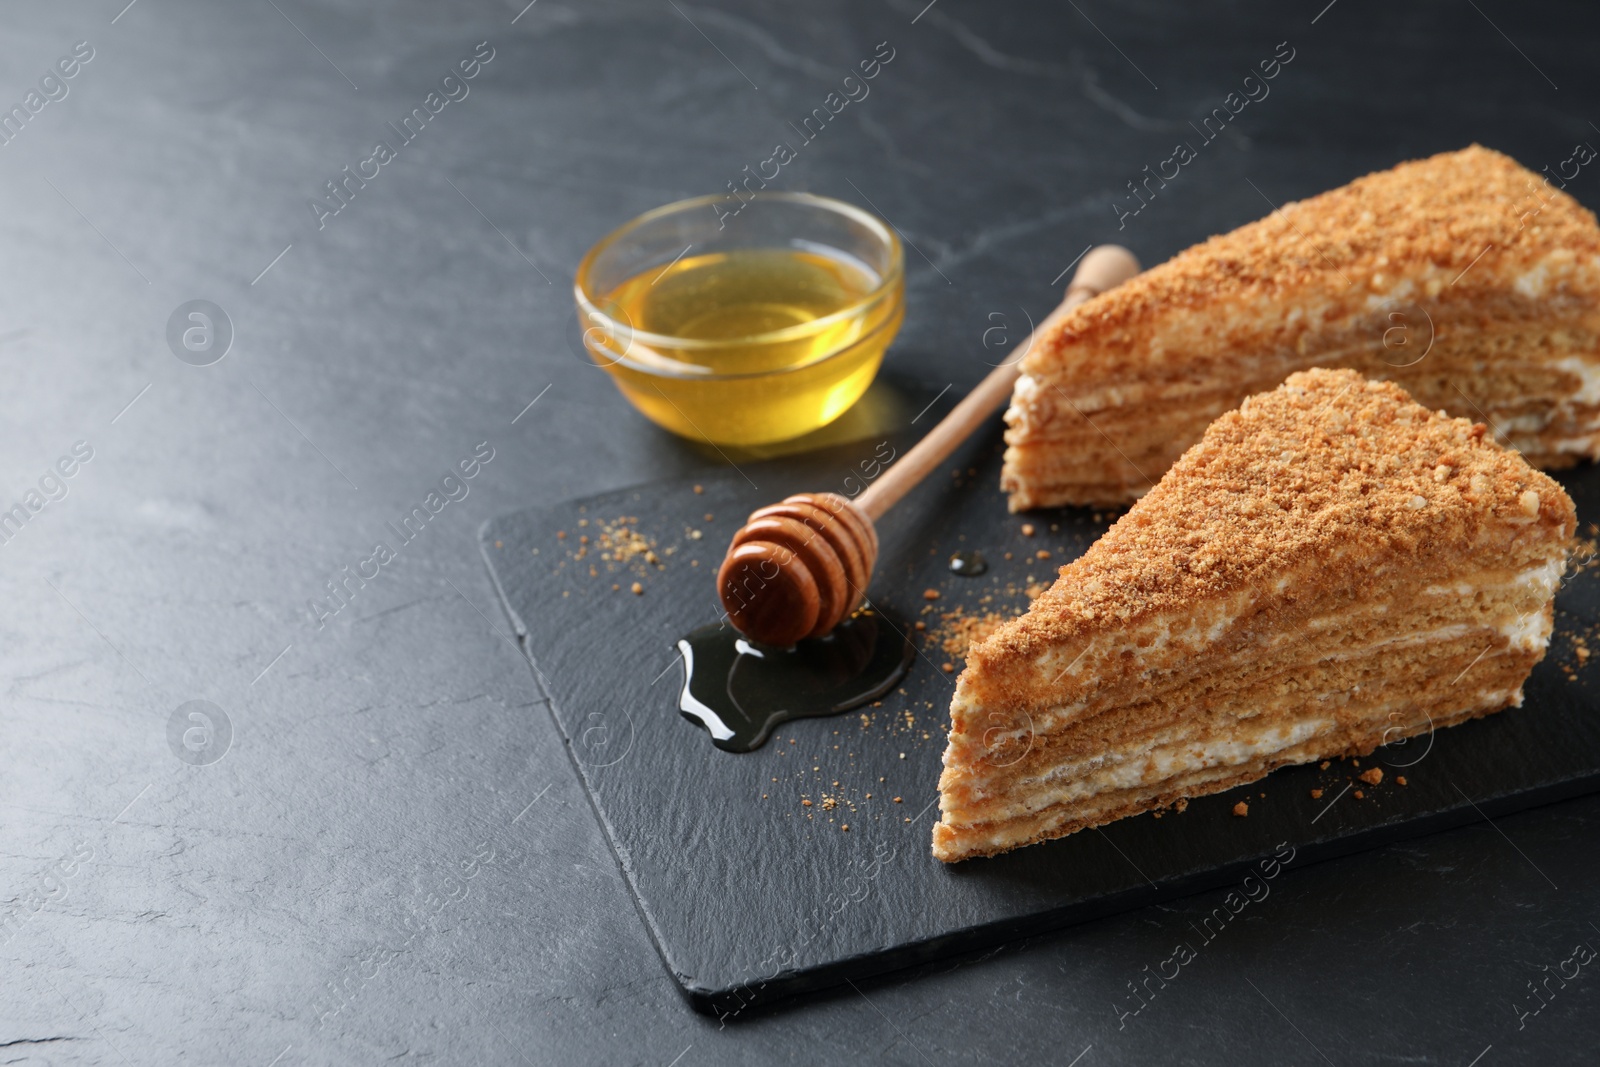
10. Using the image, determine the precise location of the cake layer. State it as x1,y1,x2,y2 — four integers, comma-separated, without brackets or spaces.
1001,146,1600,508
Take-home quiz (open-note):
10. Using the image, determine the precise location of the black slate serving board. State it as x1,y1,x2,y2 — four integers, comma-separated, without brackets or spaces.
481,417,1600,1017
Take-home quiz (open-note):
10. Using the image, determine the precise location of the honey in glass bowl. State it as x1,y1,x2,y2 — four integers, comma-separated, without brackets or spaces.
575,193,904,447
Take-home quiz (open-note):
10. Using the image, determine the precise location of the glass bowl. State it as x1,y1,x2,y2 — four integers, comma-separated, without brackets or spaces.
574,192,904,447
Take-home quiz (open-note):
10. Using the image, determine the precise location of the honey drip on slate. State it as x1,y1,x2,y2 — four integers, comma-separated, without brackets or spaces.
948,550,988,576
676,609,915,752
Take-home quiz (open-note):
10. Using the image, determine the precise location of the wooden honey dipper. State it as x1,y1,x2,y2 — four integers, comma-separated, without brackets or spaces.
716,244,1140,647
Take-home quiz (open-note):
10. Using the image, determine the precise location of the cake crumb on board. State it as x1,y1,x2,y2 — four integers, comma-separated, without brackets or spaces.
927,610,1010,660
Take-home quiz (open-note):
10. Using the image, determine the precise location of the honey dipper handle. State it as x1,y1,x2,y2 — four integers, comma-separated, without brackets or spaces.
853,244,1140,522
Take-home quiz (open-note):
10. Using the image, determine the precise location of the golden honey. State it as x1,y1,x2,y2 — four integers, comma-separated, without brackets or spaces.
584,246,903,446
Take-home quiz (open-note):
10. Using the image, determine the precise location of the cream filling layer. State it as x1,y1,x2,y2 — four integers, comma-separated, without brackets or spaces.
1034,716,1331,795
1553,356,1600,405
1550,434,1600,454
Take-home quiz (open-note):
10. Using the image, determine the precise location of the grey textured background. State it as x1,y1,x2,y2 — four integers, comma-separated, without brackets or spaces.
1,1,1597,1064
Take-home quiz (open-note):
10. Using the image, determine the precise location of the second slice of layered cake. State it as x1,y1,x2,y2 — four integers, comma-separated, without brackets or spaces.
1003,146,1600,509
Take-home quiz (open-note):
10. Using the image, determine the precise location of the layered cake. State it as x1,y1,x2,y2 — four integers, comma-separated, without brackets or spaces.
1002,145,1600,509
935,369,1575,862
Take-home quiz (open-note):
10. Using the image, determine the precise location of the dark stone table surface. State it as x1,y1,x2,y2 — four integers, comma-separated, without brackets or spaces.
3,1,1597,1063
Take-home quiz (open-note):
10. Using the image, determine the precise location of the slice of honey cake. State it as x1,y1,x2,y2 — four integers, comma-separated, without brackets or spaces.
1003,145,1600,509
935,369,1575,862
